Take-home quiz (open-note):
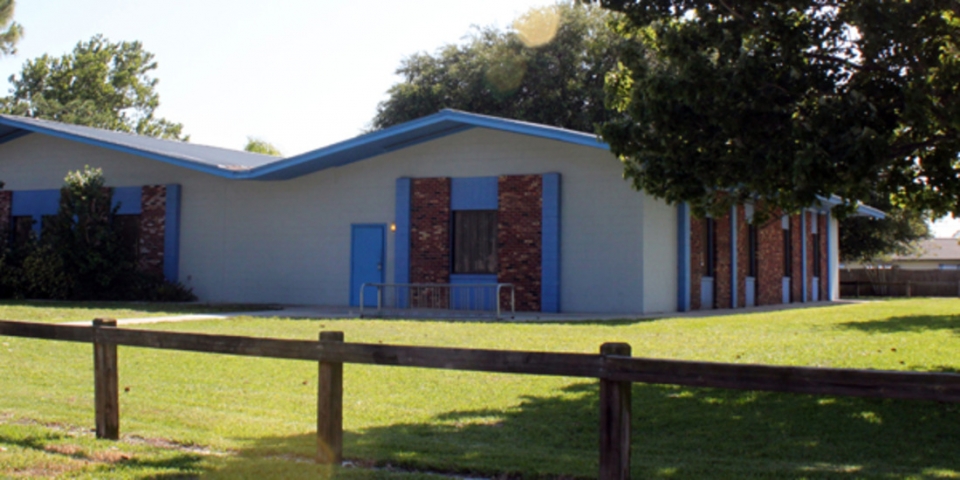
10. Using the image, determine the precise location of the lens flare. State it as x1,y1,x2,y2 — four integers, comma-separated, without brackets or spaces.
484,51,527,97
513,7,561,48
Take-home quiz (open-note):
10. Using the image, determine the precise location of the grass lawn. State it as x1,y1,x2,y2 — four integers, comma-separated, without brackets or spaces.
1,298,959,478
0,300,277,324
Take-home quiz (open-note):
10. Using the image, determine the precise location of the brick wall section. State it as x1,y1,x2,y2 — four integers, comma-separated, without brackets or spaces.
690,217,704,310
820,214,828,300
497,175,542,312
756,209,785,306
715,212,732,309
139,185,166,276
790,215,803,302
736,205,750,308
410,178,451,285
0,191,10,249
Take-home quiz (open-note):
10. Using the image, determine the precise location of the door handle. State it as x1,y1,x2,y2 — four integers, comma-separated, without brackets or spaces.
377,263,382,271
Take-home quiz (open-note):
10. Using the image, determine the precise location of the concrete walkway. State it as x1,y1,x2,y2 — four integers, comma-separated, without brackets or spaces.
60,300,864,326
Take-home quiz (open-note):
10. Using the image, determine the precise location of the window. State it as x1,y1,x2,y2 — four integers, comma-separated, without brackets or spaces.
812,233,821,277
748,224,758,277
705,218,716,277
783,220,792,277
114,214,141,260
12,216,34,246
452,210,497,274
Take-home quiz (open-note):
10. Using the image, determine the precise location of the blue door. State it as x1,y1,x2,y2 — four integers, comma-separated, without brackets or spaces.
350,225,385,307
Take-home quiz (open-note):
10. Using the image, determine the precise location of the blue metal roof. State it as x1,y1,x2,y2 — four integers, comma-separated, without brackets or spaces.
0,110,607,180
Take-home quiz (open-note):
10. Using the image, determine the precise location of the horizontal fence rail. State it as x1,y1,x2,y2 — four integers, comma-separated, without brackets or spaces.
2,319,960,479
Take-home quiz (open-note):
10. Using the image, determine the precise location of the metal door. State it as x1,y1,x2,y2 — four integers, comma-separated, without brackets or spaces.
350,224,385,307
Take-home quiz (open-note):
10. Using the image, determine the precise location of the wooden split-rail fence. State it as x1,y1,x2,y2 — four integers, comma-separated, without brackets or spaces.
1,319,960,480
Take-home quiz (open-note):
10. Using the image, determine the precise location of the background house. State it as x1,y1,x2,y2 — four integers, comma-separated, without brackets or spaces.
0,110,881,314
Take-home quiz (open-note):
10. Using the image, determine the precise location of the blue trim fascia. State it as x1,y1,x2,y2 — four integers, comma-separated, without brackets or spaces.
0,117,239,180
394,179,411,307
451,177,498,211
0,129,31,145
163,185,181,283
541,173,561,313
381,124,474,152
801,211,808,302
0,110,610,183
111,186,143,215
730,206,738,308
349,223,387,307
677,203,691,312
237,110,609,180
825,210,833,301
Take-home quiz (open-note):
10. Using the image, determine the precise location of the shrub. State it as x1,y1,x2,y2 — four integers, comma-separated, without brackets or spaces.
0,166,197,302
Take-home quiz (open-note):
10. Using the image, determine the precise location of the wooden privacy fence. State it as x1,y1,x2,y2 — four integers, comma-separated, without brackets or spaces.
841,280,960,298
2,319,960,480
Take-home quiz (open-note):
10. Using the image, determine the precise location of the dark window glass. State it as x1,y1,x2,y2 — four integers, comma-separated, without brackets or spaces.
452,210,497,274
705,218,716,277
813,233,821,277
12,216,34,246
114,214,141,260
40,215,58,239
748,224,758,277
783,222,792,277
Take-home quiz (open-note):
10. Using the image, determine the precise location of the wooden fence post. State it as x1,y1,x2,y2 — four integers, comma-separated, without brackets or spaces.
93,318,119,440
599,342,632,480
317,331,344,465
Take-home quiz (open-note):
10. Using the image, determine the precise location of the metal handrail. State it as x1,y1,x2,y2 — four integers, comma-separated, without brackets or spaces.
359,282,515,319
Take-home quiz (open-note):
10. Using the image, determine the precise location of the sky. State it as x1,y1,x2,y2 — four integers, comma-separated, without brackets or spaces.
0,0,556,155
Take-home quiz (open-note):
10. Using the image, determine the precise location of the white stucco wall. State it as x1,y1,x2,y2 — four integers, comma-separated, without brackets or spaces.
0,128,679,313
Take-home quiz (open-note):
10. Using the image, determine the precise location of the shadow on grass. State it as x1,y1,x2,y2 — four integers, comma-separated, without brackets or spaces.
210,383,960,479
836,314,960,335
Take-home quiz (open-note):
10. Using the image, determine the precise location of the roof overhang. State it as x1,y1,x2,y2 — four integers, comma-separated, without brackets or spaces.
0,110,608,181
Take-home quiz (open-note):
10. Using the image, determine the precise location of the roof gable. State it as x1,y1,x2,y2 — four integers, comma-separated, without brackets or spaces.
0,110,607,181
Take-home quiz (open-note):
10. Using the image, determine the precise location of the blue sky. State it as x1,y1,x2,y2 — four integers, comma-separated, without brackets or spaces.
0,0,555,155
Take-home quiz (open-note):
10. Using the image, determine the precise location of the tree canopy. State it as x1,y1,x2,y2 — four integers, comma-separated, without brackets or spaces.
595,1,960,220
244,137,282,156
372,3,623,132
0,0,22,56
1,34,186,140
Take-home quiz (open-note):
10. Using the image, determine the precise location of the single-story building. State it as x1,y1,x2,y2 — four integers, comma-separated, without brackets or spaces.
843,238,960,271
0,110,883,314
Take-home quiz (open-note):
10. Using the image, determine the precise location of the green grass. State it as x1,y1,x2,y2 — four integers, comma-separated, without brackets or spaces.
0,300,277,323
1,298,959,478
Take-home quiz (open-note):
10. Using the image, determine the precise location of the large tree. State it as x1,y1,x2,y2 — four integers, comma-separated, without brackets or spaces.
372,3,623,132
0,0,22,56
594,1,960,220
244,137,281,156
1,34,186,140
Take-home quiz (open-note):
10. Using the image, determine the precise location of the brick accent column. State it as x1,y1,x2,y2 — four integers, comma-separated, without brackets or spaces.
756,210,785,306
139,186,166,276
0,191,11,249
715,212,733,309
410,178,451,284
790,215,803,302
497,175,542,312
690,218,704,310
736,205,749,308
